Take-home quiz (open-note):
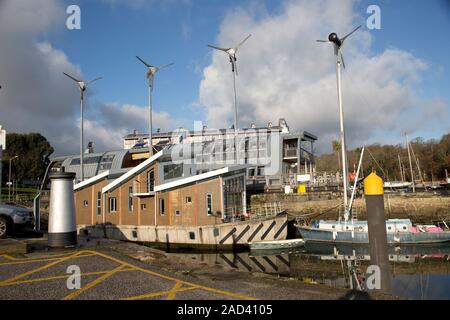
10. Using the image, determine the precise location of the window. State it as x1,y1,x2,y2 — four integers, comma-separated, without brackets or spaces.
185,196,192,204
147,170,154,192
128,186,133,212
141,204,146,210
109,197,117,213
70,156,101,166
99,154,115,171
96,192,101,215
175,210,181,216
206,193,213,216
83,200,89,207
163,164,183,180
159,198,165,215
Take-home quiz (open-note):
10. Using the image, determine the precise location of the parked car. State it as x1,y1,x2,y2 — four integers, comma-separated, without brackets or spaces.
0,204,34,239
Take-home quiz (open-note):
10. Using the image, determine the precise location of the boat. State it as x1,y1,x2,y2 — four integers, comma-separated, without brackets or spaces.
249,238,305,251
384,181,412,190
296,219,450,244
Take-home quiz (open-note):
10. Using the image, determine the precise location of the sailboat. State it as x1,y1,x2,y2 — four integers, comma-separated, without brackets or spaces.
295,27,450,245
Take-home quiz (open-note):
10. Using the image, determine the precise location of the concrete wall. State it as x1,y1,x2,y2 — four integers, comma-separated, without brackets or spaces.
78,214,288,248
251,192,450,222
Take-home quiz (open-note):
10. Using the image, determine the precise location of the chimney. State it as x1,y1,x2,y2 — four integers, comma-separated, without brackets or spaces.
85,141,94,154
268,122,273,128
157,128,161,133
251,123,256,129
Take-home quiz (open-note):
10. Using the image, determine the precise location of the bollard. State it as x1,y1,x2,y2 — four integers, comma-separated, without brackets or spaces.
48,170,77,247
364,172,391,293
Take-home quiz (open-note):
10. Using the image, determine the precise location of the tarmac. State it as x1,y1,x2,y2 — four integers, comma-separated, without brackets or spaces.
0,235,392,300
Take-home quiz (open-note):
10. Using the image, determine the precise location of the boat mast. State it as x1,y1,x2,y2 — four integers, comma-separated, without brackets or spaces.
410,142,427,191
398,154,404,182
335,55,349,213
406,134,415,192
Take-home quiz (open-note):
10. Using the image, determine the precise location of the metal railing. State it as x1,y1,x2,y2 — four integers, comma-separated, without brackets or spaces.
222,202,283,223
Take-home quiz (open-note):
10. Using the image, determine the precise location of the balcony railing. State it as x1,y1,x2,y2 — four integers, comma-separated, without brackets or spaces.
222,202,283,223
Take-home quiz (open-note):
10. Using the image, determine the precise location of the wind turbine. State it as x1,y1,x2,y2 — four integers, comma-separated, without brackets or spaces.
208,34,251,163
316,25,361,215
136,56,173,156
63,72,102,182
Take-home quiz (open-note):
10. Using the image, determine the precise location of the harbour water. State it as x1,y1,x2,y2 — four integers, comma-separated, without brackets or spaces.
166,242,450,300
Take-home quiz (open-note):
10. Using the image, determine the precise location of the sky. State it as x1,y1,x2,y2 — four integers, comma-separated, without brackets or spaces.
0,0,449,156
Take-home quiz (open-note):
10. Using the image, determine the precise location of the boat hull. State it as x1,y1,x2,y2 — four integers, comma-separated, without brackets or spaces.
297,226,450,245
249,239,305,251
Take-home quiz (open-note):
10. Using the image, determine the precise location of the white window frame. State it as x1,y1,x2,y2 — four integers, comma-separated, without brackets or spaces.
159,198,165,216
206,193,213,216
128,186,133,212
109,197,117,213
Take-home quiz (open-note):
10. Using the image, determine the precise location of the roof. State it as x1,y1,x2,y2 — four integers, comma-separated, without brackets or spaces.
74,171,109,191
102,150,163,194
154,165,246,192
73,168,132,192
51,149,130,182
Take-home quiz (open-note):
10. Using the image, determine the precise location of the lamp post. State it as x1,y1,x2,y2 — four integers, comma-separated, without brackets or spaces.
8,155,18,202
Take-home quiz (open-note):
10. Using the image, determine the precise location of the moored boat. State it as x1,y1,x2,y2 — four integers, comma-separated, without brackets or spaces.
249,238,305,251
295,218,450,244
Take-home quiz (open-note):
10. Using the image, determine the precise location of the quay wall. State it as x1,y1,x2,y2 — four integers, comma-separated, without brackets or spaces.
251,193,450,222
77,214,288,249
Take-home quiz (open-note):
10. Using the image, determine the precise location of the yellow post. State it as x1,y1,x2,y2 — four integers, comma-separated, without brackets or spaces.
364,172,391,293
298,184,306,194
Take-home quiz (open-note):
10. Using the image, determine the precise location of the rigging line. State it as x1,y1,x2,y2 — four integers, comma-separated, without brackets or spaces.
365,147,388,180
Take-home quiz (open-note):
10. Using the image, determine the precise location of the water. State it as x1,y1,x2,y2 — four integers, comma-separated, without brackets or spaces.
166,243,450,300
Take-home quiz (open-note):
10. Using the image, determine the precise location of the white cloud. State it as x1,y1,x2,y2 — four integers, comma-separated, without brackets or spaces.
0,0,183,157
198,0,445,153
83,102,186,152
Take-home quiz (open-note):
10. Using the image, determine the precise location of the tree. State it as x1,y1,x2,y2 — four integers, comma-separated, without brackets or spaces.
317,132,450,181
1,133,54,186
331,140,341,172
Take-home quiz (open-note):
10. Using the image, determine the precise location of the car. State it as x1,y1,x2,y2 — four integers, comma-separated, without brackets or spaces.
0,203,34,239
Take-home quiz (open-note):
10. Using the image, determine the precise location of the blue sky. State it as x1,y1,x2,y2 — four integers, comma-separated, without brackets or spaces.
1,0,449,155
49,0,450,126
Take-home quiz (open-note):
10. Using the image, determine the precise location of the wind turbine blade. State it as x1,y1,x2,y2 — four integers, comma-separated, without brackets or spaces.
157,63,174,71
234,34,251,52
136,56,152,68
87,77,102,85
207,44,229,52
316,39,328,43
63,72,81,83
340,50,346,69
341,25,361,41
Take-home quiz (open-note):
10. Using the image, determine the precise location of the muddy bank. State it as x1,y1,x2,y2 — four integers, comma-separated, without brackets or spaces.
251,193,450,222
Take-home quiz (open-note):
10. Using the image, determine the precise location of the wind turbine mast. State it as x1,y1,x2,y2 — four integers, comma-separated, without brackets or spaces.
63,72,102,182
136,56,173,157
208,34,251,164
317,25,361,215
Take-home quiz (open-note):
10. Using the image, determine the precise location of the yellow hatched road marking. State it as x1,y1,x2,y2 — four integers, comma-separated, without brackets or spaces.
1,249,257,300
0,268,135,287
166,281,184,300
0,251,86,285
63,264,127,300
0,253,96,266
86,250,256,300
0,251,81,261
122,285,200,300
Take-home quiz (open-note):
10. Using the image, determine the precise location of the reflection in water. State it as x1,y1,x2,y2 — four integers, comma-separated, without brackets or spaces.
170,243,450,300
